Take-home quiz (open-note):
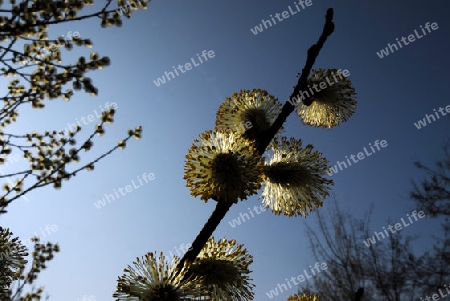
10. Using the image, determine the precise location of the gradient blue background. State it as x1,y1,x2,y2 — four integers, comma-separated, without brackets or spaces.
1,0,449,300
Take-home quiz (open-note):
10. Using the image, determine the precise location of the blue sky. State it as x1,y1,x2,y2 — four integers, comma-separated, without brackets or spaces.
1,0,450,300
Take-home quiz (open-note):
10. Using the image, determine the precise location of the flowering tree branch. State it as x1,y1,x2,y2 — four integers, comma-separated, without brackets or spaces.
257,8,335,154
177,7,335,274
0,0,146,215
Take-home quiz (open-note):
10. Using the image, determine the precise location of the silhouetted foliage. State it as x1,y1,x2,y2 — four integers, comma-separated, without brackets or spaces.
409,139,450,297
299,198,425,301
410,140,450,217
296,140,450,301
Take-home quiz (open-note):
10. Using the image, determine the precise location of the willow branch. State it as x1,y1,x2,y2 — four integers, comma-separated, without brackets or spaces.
177,7,335,273
257,7,335,154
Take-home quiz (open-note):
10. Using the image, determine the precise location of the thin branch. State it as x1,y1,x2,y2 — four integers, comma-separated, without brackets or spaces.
257,8,335,154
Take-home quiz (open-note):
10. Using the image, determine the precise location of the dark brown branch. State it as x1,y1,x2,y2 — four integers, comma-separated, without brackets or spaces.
176,8,335,274
176,201,232,269
257,8,335,154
